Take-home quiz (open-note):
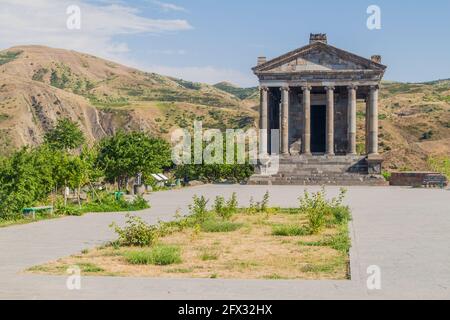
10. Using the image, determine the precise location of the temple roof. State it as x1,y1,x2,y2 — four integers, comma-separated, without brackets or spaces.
253,40,387,77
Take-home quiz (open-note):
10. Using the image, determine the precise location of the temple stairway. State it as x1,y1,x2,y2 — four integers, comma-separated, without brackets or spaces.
248,155,388,186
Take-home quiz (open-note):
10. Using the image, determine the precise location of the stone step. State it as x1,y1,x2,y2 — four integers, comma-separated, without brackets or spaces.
248,173,388,186
277,155,366,164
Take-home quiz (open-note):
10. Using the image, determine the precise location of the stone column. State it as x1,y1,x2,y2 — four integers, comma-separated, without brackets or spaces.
347,85,358,155
302,86,312,155
365,98,370,155
368,85,379,155
280,86,290,155
325,86,335,156
259,86,269,155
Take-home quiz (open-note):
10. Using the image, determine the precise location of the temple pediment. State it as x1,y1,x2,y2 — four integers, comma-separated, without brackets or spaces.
253,41,386,75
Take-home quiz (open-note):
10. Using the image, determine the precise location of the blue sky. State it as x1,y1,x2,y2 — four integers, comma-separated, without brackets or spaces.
1,0,450,86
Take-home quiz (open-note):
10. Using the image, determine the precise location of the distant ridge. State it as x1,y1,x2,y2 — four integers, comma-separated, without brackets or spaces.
213,82,258,100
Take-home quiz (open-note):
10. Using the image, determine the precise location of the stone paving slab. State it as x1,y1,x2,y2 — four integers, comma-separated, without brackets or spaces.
0,185,449,300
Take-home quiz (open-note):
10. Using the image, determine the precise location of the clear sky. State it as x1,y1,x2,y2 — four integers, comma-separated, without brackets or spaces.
1,0,450,87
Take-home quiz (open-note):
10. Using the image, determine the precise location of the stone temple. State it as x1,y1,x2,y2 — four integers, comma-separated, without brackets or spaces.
249,34,388,186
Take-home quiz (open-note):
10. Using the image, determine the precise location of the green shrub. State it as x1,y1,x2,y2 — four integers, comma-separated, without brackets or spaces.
213,196,225,216
147,245,182,265
125,250,153,265
112,214,158,247
56,206,83,216
82,194,149,213
227,192,239,213
272,224,310,236
299,225,351,254
213,193,239,220
125,245,182,265
382,171,392,181
260,191,270,213
201,219,243,233
330,206,351,225
299,188,348,235
247,191,271,214
189,195,210,223
175,163,254,184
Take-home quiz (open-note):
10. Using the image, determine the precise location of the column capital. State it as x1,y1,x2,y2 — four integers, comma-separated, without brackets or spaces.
301,85,312,92
280,86,290,92
369,85,380,92
325,86,335,91
347,84,358,91
260,86,269,92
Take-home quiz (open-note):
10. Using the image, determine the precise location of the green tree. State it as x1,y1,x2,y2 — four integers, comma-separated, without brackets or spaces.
0,146,59,219
44,118,85,151
96,131,171,190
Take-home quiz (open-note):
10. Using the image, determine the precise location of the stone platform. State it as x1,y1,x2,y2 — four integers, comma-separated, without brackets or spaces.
248,155,388,186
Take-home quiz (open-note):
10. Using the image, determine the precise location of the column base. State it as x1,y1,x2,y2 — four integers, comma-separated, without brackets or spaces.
367,154,383,175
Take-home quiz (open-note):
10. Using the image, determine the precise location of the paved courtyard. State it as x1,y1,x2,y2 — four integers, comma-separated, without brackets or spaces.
0,185,449,300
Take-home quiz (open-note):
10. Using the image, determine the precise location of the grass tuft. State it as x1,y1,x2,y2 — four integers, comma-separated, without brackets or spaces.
125,245,182,266
272,224,310,237
78,263,105,273
201,219,243,233
298,226,351,253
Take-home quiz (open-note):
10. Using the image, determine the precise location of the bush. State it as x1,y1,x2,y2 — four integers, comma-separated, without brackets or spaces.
56,206,83,216
175,163,254,184
174,133,255,184
201,219,243,233
112,214,158,247
189,195,210,223
85,194,150,212
125,245,182,265
330,206,351,225
382,171,392,181
247,191,270,214
299,225,351,253
299,188,348,235
272,225,310,237
213,193,238,220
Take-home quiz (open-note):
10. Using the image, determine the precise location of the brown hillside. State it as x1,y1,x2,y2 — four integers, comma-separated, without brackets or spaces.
0,46,257,154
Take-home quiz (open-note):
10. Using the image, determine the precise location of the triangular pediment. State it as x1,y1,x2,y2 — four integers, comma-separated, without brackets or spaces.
253,42,386,74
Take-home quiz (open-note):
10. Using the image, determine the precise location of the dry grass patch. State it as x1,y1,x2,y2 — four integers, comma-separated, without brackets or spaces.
28,211,350,280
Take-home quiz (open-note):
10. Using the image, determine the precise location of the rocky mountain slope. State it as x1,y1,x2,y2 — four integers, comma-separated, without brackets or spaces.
0,46,449,171
0,46,257,155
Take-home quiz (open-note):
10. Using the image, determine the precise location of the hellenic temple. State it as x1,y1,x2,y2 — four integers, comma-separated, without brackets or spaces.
249,34,388,185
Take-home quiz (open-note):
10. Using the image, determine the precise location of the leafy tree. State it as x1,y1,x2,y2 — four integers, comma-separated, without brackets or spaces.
96,131,172,190
44,118,85,151
0,145,103,218
0,146,59,219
